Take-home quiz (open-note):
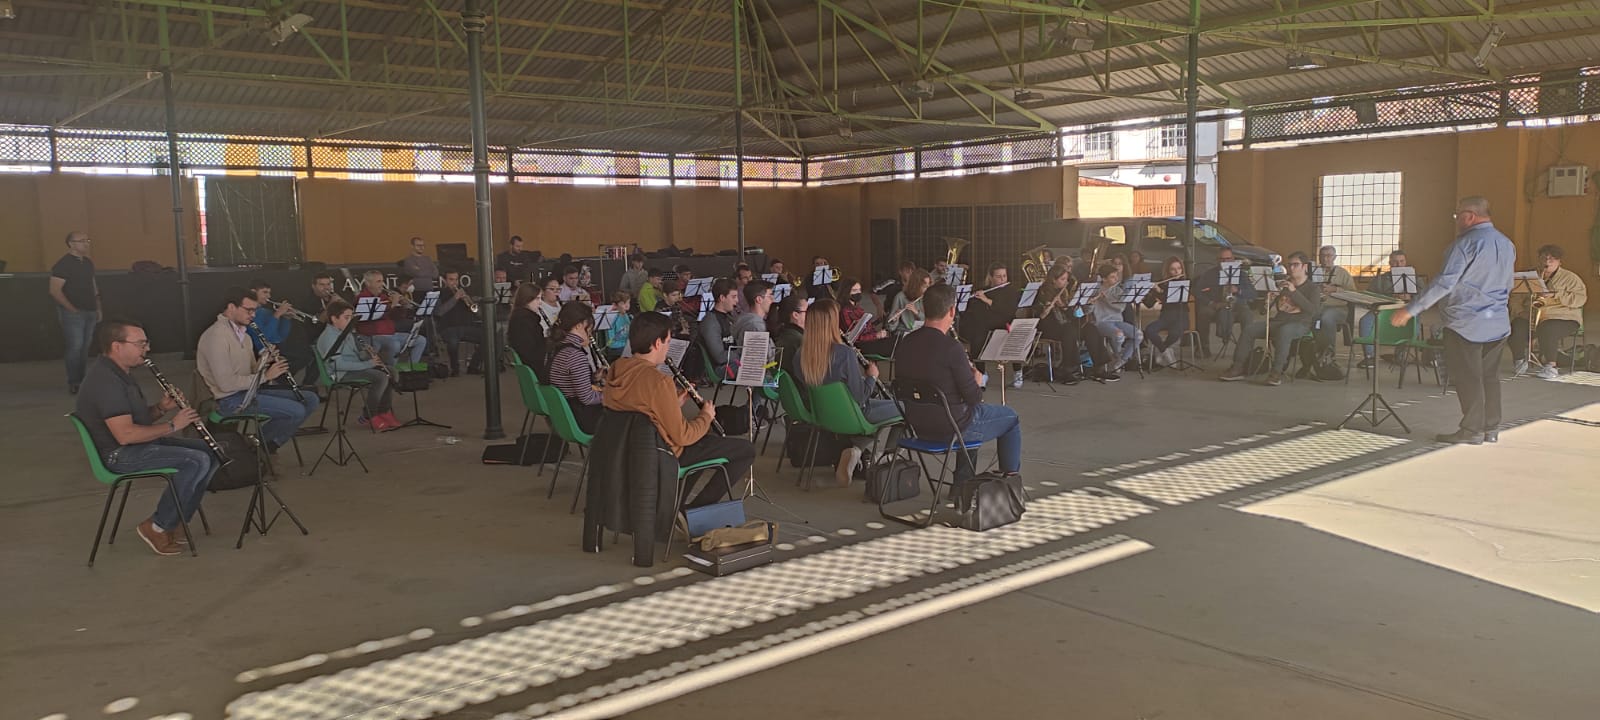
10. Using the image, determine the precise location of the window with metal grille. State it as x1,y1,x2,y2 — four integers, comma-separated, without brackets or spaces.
1084,131,1112,154
1157,125,1185,149
1315,171,1402,271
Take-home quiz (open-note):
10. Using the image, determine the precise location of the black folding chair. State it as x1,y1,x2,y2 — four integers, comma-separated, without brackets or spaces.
881,379,986,528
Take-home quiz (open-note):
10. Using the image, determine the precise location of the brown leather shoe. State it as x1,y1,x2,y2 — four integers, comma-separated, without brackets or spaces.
169,522,190,546
136,519,180,556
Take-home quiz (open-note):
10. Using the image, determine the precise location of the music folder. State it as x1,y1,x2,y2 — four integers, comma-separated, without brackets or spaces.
666,338,690,367
845,313,872,344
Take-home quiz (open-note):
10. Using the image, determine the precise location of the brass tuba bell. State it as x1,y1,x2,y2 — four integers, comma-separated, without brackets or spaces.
1020,244,1053,283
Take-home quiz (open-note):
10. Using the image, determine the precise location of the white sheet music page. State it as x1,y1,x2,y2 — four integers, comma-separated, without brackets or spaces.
593,306,617,331
1165,280,1191,304
1017,281,1042,308
999,319,1039,361
1219,261,1242,287
1249,267,1274,292
955,284,975,311
731,332,771,386
667,338,690,367
811,266,832,285
845,313,871,343
1069,282,1100,307
1389,266,1417,295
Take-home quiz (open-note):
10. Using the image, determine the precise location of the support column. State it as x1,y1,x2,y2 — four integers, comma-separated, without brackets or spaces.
162,69,194,354
733,0,746,260
1181,0,1201,266
464,0,504,440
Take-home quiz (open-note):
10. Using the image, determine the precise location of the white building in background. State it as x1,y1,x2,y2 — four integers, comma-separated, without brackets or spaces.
1063,119,1227,220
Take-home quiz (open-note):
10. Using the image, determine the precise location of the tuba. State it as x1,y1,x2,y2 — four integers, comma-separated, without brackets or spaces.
1081,236,1112,275
942,236,970,284
1020,244,1053,283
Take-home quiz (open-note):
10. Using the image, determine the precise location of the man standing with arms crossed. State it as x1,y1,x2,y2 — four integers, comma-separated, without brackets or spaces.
1391,197,1514,445
50,231,100,394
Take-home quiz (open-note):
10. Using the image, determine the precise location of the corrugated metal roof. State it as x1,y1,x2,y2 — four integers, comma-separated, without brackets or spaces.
0,0,1594,155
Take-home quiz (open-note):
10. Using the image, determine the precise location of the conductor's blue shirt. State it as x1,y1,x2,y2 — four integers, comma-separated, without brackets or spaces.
1405,222,1514,343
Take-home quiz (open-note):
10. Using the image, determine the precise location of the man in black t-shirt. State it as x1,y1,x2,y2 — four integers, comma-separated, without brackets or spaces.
49,231,100,394
435,270,487,375
494,235,539,283
75,319,219,557
893,284,1023,486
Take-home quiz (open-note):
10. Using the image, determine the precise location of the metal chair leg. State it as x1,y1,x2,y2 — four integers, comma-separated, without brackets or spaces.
87,481,122,566
108,482,133,545
163,478,198,558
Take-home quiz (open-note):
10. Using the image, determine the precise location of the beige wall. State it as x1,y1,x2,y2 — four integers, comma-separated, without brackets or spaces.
1079,185,1135,217
0,173,199,272
1218,124,1600,326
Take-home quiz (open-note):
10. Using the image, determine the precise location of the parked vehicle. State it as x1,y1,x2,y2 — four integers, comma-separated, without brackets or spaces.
1041,217,1279,275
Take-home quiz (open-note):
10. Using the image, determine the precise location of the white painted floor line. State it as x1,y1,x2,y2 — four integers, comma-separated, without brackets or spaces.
538,539,1154,720
1109,429,1408,506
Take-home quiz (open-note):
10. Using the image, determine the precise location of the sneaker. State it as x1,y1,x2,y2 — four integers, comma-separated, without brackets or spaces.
1095,370,1121,382
1265,372,1283,386
1219,366,1248,382
836,447,862,487
1513,359,1529,376
136,519,180,557
1010,370,1024,389
1163,347,1180,366
1536,364,1559,380
1357,358,1375,369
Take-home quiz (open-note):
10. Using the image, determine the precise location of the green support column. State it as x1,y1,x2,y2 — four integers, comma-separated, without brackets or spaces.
463,0,504,440
1182,0,1200,267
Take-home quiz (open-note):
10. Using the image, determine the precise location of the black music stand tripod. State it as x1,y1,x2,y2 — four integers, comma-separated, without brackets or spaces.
395,291,452,431
311,320,370,475
232,365,310,549
1338,297,1410,433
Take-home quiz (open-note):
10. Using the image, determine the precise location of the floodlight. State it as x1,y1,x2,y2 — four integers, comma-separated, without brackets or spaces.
266,13,314,45
0,0,15,20
1050,21,1096,52
1472,25,1505,69
1013,88,1040,103
1286,51,1324,71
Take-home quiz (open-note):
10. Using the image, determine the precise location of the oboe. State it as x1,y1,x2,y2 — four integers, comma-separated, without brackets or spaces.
142,358,231,465
667,359,724,435
246,321,306,401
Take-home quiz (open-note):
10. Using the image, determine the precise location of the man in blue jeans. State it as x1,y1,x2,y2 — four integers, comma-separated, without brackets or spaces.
76,319,220,556
197,287,319,453
893,284,1022,485
49,231,100,394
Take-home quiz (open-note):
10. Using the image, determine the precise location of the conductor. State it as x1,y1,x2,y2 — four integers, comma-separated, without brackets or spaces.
1390,196,1514,444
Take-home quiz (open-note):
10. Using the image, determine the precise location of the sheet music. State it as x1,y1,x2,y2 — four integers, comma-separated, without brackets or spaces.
954,284,975,311
1388,267,1417,295
1219,261,1242,287
1311,266,1333,284
1016,281,1043,308
730,332,771,387
1512,271,1548,294
811,266,832,285
667,338,690,367
1165,280,1191,304
413,290,440,317
697,293,714,321
1130,273,1153,283
686,277,713,297
761,273,779,284
1068,282,1100,307
493,282,513,305
946,266,966,287
593,306,618,331
1330,290,1405,309
1118,280,1153,304
1249,266,1275,292
354,295,388,321
772,282,792,303
845,313,871,344
978,319,1039,363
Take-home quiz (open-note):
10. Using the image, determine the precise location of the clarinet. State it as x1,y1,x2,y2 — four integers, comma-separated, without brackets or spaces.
355,333,395,380
588,330,612,379
666,359,725,435
246,321,306,402
141,358,231,465
847,342,893,400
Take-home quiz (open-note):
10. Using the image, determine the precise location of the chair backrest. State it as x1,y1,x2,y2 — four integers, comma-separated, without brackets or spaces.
1372,308,1417,347
537,384,593,444
66,414,119,486
808,382,876,437
774,369,813,424
700,348,725,386
509,348,525,368
314,348,334,387
890,378,964,447
512,364,545,417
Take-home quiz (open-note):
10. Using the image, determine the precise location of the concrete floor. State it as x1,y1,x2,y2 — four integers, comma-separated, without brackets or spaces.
2,353,1596,720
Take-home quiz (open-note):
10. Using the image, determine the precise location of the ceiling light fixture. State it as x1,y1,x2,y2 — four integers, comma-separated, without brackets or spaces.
1472,25,1505,69
265,13,314,46
1286,50,1324,71
1013,88,1041,103
0,0,16,20
1050,21,1096,52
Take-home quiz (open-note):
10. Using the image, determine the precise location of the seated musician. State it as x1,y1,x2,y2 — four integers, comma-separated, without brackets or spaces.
1090,264,1141,374
660,283,695,341
557,264,588,304
1313,245,1357,353
1194,247,1257,359
886,269,931,336
604,292,633,362
638,267,665,312
1511,244,1588,379
309,271,342,317
1142,257,1189,368
895,284,1022,486
931,258,952,285
76,319,219,557
604,313,753,509
355,270,428,367
958,262,1021,388
544,302,604,434
674,265,700,316
732,279,774,347
1357,249,1424,369
1034,259,1116,383
248,279,311,381
197,287,319,453
1221,251,1321,386
697,278,739,379
507,283,549,369
732,263,754,315
317,300,399,431
836,278,897,358
768,295,807,376
618,253,648,301
767,258,791,286
798,299,902,486
433,270,487,376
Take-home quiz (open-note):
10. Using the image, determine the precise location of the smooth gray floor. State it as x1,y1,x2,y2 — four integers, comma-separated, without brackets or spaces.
3,353,1595,720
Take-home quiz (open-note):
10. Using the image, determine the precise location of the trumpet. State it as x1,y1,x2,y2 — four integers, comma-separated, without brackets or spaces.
246,320,306,402
266,299,318,323
142,358,231,465
453,287,479,314
666,359,724,435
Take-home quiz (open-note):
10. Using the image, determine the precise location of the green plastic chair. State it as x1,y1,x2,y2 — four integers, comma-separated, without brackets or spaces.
536,384,594,502
313,349,373,432
666,457,735,561
1345,307,1418,387
511,364,551,467
773,369,822,483
69,414,208,565
807,381,903,491
699,350,728,404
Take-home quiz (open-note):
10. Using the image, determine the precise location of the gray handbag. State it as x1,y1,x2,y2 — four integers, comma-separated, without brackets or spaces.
956,472,1028,531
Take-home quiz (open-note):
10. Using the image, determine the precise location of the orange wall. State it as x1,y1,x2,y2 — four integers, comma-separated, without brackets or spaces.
1218,125,1600,326
0,173,199,272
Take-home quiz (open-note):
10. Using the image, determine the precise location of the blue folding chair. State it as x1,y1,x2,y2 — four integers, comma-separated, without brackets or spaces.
883,379,986,528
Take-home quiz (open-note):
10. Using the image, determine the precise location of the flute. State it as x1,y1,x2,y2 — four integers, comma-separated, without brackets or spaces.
142,358,231,465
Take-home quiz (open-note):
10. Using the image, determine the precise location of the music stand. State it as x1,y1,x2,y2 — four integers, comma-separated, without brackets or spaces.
1162,280,1199,372
772,282,792,303
954,284,975,312
811,266,833,286
1390,267,1418,296
1336,292,1410,432
234,354,310,548
1016,281,1043,309
727,332,803,522
979,318,1041,403
1511,272,1547,370
311,321,370,475
394,290,451,432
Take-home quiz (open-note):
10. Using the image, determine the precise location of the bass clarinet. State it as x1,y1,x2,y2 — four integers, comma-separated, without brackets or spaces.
142,358,231,465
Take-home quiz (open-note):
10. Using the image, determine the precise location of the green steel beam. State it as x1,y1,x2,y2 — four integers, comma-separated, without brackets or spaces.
113,0,269,17
297,25,350,80
420,0,469,54
818,0,1055,130
954,0,1190,34
501,0,582,91
1228,9,1600,32
840,20,920,117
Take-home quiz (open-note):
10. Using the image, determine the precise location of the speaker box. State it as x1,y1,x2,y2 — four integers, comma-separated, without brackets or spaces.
1353,100,1379,125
